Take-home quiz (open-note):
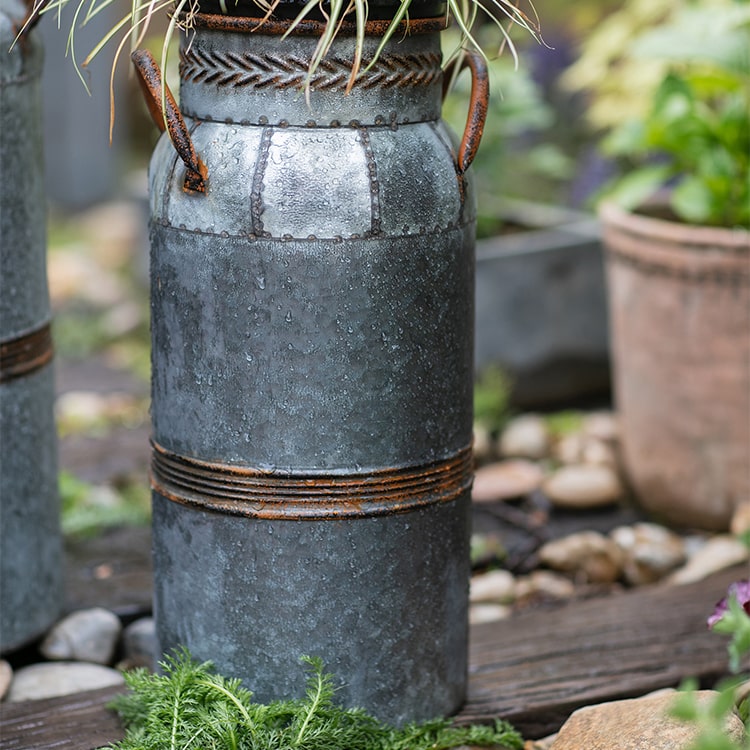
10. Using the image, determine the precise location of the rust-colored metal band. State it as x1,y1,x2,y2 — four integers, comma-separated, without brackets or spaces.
0,322,53,384
191,12,447,37
151,440,472,519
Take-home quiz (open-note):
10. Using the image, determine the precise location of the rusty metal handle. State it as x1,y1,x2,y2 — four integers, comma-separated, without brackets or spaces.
443,51,489,175
14,0,46,39
131,49,208,194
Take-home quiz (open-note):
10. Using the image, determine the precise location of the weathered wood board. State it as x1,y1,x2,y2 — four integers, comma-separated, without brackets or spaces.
1,565,746,748
458,564,749,737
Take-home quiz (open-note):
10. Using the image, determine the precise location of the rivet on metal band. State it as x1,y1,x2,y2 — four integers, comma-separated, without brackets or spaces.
0,322,53,384
151,440,473,520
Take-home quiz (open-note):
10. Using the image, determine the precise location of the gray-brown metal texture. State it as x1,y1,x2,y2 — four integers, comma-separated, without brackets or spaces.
0,0,63,653
146,13,477,724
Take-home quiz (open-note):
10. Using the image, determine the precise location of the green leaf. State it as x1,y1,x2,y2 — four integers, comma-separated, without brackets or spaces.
671,175,715,225
604,163,672,211
602,120,649,158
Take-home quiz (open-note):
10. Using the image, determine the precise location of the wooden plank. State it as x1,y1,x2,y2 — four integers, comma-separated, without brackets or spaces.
0,685,125,750
1,565,746,748
456,564,749,737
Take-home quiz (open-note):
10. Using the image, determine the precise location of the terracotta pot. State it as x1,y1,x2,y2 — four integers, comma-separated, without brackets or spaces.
600,202,750,531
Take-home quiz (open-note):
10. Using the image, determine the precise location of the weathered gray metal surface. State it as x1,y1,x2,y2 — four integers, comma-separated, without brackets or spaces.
143,13,478,724
0,0,63,653
475,216,610,407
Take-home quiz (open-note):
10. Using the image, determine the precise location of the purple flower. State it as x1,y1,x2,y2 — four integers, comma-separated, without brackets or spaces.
708,580,750,629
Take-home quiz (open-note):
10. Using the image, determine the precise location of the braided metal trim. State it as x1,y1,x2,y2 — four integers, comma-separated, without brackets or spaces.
0,322,53,384
151,439,472,519
179,47,442,92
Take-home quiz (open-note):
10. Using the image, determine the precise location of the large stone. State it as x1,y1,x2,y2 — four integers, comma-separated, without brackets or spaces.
7,662,125,702
525,736,557,750
611,523,686,585
538,531,624,584
543,464,623,509
472,460,544,503
40,607,122,664
550,691,746,749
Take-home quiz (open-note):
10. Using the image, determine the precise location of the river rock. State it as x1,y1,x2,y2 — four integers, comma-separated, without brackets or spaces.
48,248,126,307
553,432,585,465
472,460,544,503
539,531,624,584
543,464,623,509
498,415,551,460
669,535,750,585
469,603,512,625
580,438,618,468
473,423,494,463
611,523,686,585
554,433,617,469
550,690,746,749
470,569,516,604
0,660,12,701
581,411,619,444
120,617,157,670
514,570,576,603
41,607,122,665
7,662,125,702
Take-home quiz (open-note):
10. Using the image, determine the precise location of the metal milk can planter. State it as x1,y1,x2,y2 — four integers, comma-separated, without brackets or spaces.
134,2,486,723
0,0,63,652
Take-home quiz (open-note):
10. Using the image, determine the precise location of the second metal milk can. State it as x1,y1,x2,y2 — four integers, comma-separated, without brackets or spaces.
0,0,63,652
133,1,486,724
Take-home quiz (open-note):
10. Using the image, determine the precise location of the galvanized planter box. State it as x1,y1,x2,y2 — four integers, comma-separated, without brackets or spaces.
474,199,609,408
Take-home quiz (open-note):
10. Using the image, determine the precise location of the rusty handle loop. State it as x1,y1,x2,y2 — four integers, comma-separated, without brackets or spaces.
443,51,489,175
131,49,208,194
15,0,46,39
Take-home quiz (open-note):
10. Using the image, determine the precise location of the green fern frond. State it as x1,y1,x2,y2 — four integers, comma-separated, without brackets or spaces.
108,648,524,750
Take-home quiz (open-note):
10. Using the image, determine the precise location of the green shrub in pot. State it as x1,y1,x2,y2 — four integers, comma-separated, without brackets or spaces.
573,0,750,530
598,1,749,228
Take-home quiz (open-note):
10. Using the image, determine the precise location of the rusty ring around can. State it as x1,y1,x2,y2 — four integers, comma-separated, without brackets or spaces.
151,440,473,520
0,322,54,384
190,12,447,37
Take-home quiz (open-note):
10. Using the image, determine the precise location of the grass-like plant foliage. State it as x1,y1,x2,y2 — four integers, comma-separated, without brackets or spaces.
21,0,542,139
109,648,524,750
